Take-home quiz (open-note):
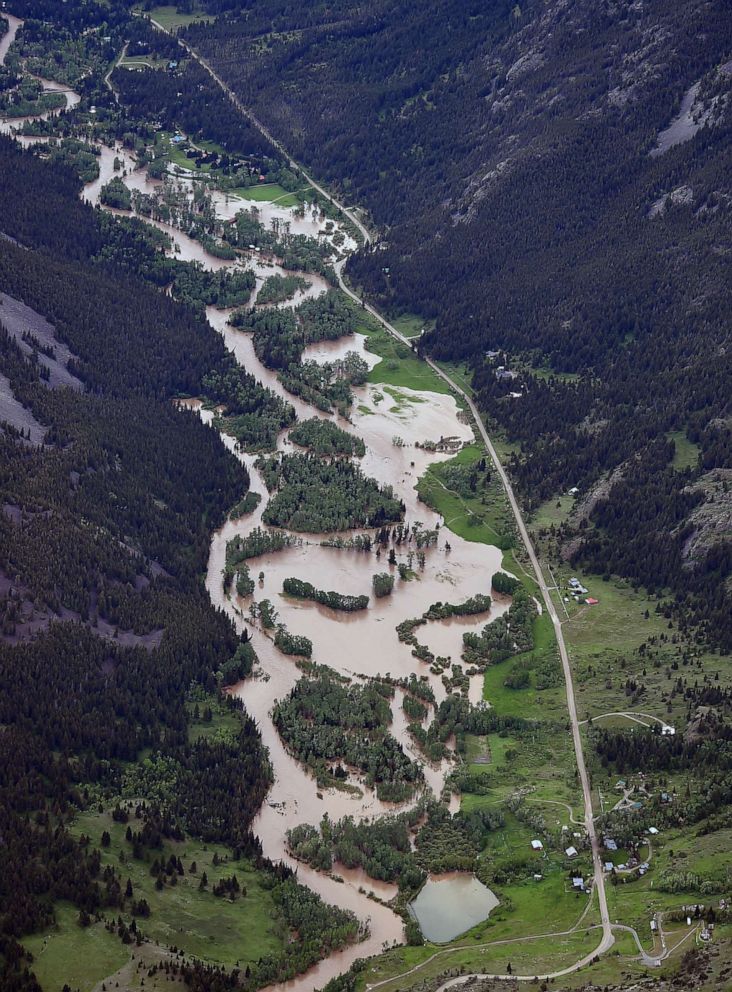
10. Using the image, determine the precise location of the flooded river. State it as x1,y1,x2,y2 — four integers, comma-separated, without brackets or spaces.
0,14,81,137
2,34,510,983
140,176,509,986
199,236,508,983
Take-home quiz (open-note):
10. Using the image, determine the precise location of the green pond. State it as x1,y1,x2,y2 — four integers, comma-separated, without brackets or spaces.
408,874,499,943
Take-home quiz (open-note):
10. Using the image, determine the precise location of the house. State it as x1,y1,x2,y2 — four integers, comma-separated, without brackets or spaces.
533,873,543,881
565,846,578,858
605,839,618,851
648,826,659,835
586,597,599,606
660,792,672,803
485,350,500,360
650,919,658,932
568,486,579,495
700,928,711,942
531,839,544,851
615,780,626,790
171,134,185,145
572,877,585,890
604,862,614,872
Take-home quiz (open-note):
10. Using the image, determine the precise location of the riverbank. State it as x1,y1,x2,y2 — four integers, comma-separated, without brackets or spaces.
4,10,720,990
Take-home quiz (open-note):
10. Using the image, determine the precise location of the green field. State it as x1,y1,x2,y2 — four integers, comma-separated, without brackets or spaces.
23,903,129,992
481,612,567,721
389,312,433,339
59,809,285,975
530,365,581,384
435,359,476,397
358,927,602,992
667,429,700,471
186,693,241,743
416,443,515,549
231,183,304,206
354,309,452,395
530,492,577,532
142,5,214,30
166,139,196,171
119,55,168,70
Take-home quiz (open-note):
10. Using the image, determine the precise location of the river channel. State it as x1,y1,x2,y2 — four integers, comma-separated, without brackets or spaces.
2,23,509,986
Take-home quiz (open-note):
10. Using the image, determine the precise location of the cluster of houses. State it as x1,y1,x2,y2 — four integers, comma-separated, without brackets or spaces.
603,834,656,875
495,366,518,383
566,576,599,606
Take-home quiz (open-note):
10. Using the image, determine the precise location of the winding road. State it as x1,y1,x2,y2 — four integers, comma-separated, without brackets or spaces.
141,15,674,985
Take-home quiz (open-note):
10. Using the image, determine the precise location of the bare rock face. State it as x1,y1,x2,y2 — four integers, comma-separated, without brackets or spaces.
680,468,732,573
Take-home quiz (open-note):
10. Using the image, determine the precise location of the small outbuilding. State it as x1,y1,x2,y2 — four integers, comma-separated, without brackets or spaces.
531,839,544,851
565,846,578,858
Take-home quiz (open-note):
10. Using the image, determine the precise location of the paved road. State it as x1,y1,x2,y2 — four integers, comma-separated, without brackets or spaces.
146,16,644,983
335,279,615,967
147,18,372,246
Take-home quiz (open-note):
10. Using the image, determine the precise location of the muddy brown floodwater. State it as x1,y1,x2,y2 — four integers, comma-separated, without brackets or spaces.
2,69,511,983
0,15,81,137
159,198,511,988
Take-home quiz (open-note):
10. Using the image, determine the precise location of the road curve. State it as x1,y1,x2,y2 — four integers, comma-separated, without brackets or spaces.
147,16,619,984
578,710,673,730
370,919,663,992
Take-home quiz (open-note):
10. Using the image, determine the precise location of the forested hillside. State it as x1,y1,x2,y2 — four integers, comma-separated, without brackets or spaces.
0,134,273,990
187,0,732,650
